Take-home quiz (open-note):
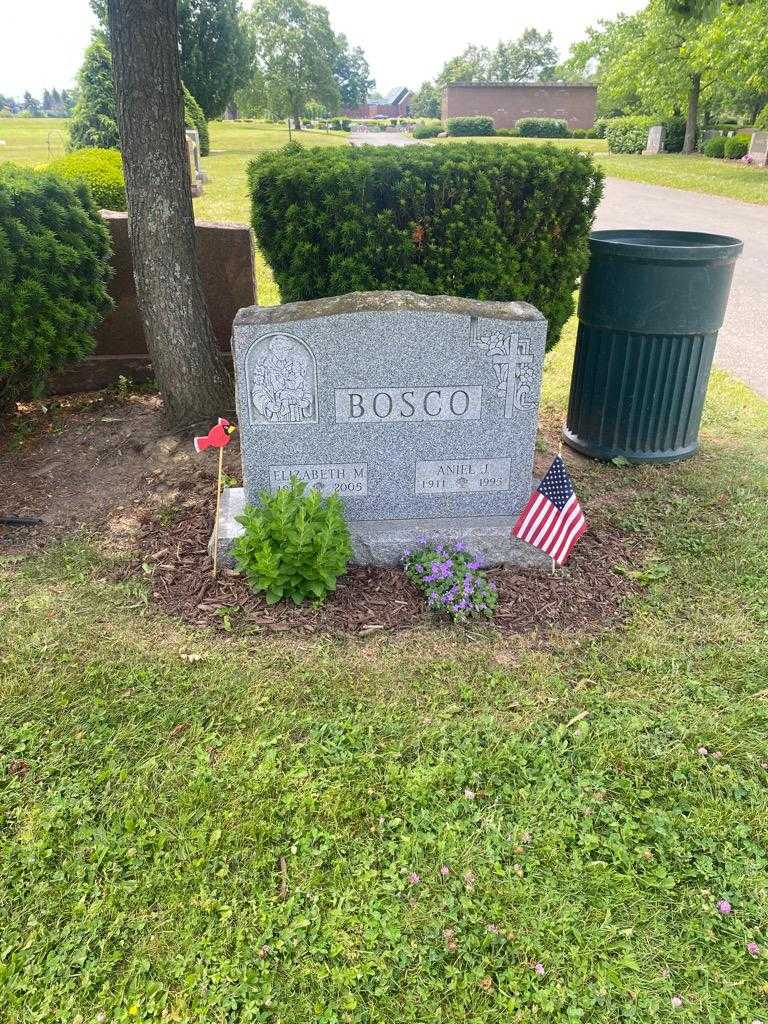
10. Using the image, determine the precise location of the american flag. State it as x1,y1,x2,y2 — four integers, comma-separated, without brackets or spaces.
511,455,587,566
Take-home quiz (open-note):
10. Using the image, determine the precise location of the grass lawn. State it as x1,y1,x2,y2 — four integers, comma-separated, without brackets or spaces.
2,312,768,1021
432,133,768,206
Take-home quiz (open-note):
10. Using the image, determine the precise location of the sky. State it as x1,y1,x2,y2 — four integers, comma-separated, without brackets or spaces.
0,0,646,100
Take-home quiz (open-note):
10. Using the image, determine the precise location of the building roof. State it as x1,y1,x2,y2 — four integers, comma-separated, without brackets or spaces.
367,87,411,105
444,81,597,90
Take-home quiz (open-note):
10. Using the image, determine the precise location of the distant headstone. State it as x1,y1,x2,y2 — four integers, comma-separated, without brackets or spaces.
643,125,665,155
748,130,768,167
186,135,202,197
216,291,550,567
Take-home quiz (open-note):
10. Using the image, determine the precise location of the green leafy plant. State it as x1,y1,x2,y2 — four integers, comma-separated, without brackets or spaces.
403,539,498,624
183,84,210,156
602,116,691,154
45,148,126,210
233,478,352,604
515,117,569,138
446,115,495,136
495,127,520,137
724,135,750,159
248,142,603,349
0,164,112,408
412,119,443,139
703,134,726,158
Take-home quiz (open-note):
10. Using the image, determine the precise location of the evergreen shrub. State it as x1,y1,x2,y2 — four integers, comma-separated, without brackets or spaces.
703,135,726,158
516,117,569,138
0,164,112,407
183,85,210,156
45,148,126,210
755,104,768,130
412,120,443,139
446,116,495,136
604,116,656,153
248,142,603,349
495,127,519,137
724,135,750,159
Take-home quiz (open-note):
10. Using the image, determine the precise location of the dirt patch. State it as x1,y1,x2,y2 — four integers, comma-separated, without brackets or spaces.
0,392,238,555
2,390,642,637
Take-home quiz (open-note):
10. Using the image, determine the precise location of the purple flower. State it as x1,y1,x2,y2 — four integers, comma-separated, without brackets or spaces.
439,864,450,877
717,899,732,914
468,560,481,570
454,540,467,552
697,746,709,756
408,872,421,885
712,750,723,759
415,564,424,573
747,941,760,957
534,962,545,975
671,996,683,1008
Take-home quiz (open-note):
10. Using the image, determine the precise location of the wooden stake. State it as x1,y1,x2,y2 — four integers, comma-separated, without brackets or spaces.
212,444,224,578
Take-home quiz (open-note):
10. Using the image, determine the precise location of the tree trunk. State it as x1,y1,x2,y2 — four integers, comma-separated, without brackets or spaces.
293,104,303,130
107,0,233,425
683,73,700,155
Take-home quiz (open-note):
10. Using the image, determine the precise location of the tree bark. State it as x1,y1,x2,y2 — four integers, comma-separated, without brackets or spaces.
683,72,701,154
107,0,233,425
293,106,303,130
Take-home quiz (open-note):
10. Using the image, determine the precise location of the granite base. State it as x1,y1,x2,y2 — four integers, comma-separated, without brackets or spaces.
211,487,552,570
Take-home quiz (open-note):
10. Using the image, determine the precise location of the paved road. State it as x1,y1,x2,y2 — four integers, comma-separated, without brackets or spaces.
595,178,767,398
349,130,416,147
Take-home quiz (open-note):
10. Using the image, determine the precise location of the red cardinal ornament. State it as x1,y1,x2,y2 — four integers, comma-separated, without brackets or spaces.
194,418,235,452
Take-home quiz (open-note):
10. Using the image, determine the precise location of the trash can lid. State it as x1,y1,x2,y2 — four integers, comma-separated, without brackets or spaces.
589,229,743,262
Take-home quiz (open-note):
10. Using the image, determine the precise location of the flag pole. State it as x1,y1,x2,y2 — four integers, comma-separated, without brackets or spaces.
213,444,224,579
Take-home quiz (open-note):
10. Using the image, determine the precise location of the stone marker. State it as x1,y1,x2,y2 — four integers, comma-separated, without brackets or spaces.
215,291,550,568
186,134,202,197
748,130,768,167
643,125,665,155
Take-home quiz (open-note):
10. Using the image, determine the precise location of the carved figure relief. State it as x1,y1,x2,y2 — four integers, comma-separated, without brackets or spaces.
247,333,318,424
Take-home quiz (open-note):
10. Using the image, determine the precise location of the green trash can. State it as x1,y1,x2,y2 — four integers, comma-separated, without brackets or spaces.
563,229,743,463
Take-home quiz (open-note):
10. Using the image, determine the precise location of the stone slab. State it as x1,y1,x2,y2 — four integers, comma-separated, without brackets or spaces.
211,486,552,569
232,291,547,529
748,130,768,167
643,125,665,155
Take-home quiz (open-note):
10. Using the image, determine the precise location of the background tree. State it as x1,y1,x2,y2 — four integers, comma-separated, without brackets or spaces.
69,38,120,149
22,91,41,116
437,30,559,87
177,0,251,118
106,0,232,424
411,81,441,118
333,35,374,107
244,0,341,129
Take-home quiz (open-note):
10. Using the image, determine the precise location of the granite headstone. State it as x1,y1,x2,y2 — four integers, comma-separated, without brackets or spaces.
748,130,768,167
643,125,665,155
216,291,550,567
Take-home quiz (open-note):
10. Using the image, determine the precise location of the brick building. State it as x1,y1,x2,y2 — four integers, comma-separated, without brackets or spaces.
441,83,597,131
344,86,413,120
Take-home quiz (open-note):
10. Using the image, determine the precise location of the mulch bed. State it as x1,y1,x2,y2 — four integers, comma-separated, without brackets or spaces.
1,390,643,638
121,484,641,637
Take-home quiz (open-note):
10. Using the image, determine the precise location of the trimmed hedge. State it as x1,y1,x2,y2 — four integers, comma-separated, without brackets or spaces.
603,115,691,154
45,148,126,211
703,135,726,158
446,116,495,136
0,164,112,407
725,135,750,159
413,120,443,139
495,127,519,137
516,117,569,138
604,116,656,154
248,143,603,349
183,85,210,156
